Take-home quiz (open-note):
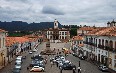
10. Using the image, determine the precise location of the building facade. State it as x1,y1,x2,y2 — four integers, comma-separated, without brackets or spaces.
45,19,70,43
83,20,116,71
0,29,7,69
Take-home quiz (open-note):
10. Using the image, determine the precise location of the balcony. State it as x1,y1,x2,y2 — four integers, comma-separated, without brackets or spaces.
83,41,88,44
104,46,114,52
104,46,109,50
98,44,104,49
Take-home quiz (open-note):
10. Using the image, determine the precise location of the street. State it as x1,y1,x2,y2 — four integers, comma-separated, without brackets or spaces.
0,42,109,73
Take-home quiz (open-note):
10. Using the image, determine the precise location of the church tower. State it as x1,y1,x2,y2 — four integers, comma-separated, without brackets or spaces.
54,19,58,29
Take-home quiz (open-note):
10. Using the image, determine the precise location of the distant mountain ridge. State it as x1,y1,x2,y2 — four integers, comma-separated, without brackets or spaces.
0,21,63,31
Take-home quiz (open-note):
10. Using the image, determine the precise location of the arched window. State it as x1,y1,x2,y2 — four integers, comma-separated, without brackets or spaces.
55,23,56,26
86,38,88,42
102,39,104,45
99,39,101,45
115,41,116,49
109,40,113,48
62,36,64,39
105,40,108,46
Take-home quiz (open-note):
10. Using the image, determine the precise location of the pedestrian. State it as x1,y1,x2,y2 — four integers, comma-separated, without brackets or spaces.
50,61,53,67
27,66,29,70
73,69,76,73
56,62,58,67
60,69,62,73
50,58,52,62
77,66,81,73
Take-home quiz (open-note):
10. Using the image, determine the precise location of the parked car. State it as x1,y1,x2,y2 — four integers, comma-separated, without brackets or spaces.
29,51,33,54
16,56,22,61
59,62,76,70
30,66,45,72
98,64,108,72
15,64,21,70
22,56,26,59
30,60,44,67
72,53,78,57
32,49,37,52
79,56,86,60
12,68,20,73
58,60,70,68
15,60,22,65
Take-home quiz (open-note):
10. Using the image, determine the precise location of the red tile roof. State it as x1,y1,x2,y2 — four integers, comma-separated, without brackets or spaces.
72,36,84,41
86,26,116,36
78,27,95,31
0,29,7,32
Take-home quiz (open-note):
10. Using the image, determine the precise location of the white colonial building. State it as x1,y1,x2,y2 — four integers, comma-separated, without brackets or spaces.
45,19,70,43
83,20,116,71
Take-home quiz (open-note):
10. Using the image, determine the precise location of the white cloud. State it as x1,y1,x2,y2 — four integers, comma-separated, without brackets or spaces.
0,0,116,26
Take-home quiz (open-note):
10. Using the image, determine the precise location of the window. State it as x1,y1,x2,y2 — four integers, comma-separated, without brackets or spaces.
105,40,108,46
115,41,116,49
50,36,52,39
65,36,67,39
60,32,61,35
102,39,104,45
59,36,61,39
62,32,64,35
50,32,52,35
80,41,82,44
3,38,5,46
55,23,56,26
109,40,113,48
62,36,64,39
65,32,67,35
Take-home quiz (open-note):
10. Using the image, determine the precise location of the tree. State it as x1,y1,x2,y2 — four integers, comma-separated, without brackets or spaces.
70,28,77,38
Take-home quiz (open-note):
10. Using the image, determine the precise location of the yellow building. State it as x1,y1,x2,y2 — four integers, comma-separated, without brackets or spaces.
0,29,7,69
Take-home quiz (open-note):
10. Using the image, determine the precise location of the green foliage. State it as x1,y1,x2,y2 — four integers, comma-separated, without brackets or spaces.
8,31,33,37
70,28,77,38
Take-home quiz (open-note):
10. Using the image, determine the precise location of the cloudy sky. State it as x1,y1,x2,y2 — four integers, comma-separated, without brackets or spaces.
0,0,116,26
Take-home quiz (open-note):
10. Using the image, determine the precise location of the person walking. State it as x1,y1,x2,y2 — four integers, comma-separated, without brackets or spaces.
56,62,58,67
77,66,81,73
50,61,53,67
60,69,62,73
73,69,76,73
27,66,29,70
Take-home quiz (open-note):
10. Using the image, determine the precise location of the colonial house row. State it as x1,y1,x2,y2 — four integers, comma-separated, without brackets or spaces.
71,20,116,71
83,26,116,71
0,29,43,69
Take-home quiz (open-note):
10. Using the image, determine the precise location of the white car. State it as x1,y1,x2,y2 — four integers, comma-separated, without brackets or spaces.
60,56,65,61
29,51,33,54
15,60,22,65
32,49,37,52
15,64,21,70
30,66,45,72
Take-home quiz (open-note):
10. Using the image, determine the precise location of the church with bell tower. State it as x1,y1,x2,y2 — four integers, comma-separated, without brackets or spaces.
44,19,70,43
54,19,58,29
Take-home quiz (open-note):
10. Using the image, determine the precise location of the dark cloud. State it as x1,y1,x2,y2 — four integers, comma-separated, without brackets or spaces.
42,6,65,15
0,0,116,26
